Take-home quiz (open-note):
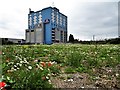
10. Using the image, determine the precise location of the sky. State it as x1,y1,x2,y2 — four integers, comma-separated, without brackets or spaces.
0,0,119,40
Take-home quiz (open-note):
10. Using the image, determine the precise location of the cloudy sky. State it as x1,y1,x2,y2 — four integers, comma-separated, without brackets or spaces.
0,0,119,40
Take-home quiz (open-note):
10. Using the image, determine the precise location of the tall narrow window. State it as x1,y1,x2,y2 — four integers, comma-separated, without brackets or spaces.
33,13,36,25
39,14,42,23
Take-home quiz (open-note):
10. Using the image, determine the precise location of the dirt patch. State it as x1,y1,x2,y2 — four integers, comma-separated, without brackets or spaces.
51,73,94,88
50,65,120,89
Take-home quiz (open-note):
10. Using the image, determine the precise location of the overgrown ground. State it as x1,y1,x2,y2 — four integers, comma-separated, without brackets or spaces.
0,44,120,89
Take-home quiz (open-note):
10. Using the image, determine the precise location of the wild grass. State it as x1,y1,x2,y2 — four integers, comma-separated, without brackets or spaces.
1,44,120,88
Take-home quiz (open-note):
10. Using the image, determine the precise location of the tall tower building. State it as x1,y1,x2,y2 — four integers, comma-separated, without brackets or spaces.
25,7,67,44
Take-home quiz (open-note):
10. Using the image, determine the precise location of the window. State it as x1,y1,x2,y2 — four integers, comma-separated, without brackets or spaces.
34,16,37,25
52,12,55,23
29,17,32,26
38,14,42,23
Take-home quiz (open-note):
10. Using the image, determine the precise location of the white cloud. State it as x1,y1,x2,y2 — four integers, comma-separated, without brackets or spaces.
68,2,118,40
0,0,119,40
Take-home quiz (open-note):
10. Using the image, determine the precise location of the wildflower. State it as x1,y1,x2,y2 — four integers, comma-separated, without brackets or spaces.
0,82,6,89
47,62,52,67
48,80,51,84
11,67,14,70
14,69,17,71
46,76,49,80
52,61,57,64
36,64,39,68
7,70,13,73
20,61,23,64
102,57,105,60
2,52,5,55
7,76,10,81
95,76,100,80
17,68,20,70
16,63,19,65
107,54,109,56
43,49,48,52
39,67,43,70
67,79,73,82
19,63,22,67
107,69,112,73
28,66,32,70
14,65,17,68
95,52,97,54
110,57,113,59
81,86,84,88
34,59,38,63
116,73,119,77
40,62,46,67
24,59,29,64
48,74,51,76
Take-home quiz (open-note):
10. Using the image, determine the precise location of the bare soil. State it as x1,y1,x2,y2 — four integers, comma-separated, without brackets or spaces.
50,65,120,89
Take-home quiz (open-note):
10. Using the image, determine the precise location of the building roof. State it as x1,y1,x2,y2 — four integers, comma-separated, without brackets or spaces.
28,7,67,17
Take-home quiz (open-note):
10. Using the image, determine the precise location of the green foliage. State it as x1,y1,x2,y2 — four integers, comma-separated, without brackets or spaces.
2,63,53,88
11,68,52,88
67,51,82,68
64,67,76,74
1,44,120,88
69,34,74,43
75,64,88,73
49,64,61,75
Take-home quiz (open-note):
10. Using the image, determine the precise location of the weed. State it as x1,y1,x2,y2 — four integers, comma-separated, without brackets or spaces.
64,67,76,74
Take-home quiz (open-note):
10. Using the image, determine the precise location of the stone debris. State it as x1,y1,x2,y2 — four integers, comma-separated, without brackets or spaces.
51,66,120,89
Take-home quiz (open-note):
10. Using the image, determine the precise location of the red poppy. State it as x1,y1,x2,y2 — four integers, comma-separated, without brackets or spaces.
0,82,6,89
41,62,46,67
47,62,52,67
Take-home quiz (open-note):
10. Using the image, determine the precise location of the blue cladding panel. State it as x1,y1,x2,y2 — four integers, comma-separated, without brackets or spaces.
41,8,52,44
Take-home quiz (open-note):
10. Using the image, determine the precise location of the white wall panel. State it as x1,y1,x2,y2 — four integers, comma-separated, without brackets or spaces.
31,31,34,43
35,28,44,43
55,30,60,41
26,31,30,43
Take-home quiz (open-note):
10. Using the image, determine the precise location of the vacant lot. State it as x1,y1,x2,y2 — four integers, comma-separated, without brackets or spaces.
1,44,120,89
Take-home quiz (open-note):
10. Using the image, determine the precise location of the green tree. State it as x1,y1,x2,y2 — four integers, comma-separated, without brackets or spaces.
69,34,74,43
